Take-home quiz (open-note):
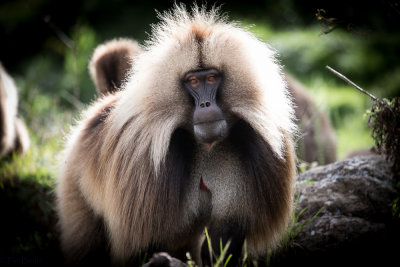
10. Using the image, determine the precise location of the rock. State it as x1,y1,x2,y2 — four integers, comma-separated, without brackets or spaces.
143,252,188,267
272,154,399,266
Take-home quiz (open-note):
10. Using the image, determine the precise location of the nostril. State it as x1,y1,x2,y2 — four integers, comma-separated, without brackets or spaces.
200,103,205,108
206,102,211,107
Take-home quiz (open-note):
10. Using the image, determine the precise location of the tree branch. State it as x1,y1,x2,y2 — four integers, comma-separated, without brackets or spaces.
325,65,390,108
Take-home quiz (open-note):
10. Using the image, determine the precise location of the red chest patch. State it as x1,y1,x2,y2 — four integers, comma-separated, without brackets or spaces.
199,176,209,191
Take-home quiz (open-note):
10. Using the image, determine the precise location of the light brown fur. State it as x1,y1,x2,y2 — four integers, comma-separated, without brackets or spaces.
57,5,296,265
89,38,142,95
286,76,337,164
0,62,29,157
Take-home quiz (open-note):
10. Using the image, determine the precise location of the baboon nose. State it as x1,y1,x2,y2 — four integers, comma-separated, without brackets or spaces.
200,102,211,108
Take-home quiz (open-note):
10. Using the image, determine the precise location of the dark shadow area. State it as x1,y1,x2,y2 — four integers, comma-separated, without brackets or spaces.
0,175,64,266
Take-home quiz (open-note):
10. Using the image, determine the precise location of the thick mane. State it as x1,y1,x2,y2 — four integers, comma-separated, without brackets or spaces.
228,120,295,254
59,4,297,263
102,126,195,259
101,5,294,258
147,4,226,48
112,4,295,171
64,94,196,259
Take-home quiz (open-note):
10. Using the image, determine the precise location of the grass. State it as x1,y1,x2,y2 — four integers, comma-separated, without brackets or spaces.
1,97,74,183
0,85,75,262
203,228,233,267
282,192,322,247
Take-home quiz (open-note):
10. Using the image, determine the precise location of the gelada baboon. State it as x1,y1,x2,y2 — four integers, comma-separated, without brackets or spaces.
56,5,296,266
286,76,337,165
0,62,29,158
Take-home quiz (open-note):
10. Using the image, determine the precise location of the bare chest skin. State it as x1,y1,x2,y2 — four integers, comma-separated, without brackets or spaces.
183,141,249,226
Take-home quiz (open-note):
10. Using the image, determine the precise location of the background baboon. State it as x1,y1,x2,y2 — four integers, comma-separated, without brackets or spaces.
0,62,29,158
89,38,142,95
286,76,337,165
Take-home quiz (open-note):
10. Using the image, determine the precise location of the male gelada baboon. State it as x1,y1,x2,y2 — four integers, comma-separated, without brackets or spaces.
56,5,297,266
0,62,29,158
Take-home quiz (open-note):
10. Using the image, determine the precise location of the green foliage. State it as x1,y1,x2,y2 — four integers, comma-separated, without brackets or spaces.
1,83,74,186
0,138,57,188
1,76,74,262
307,81,373,158
368,97,400,185
64,25,98,105
0,18,97,264
0,136,58,258
241,21,375,159
184,228,231,267
246,20,399,99
201,228,232,267
15,25,98,110
298,162,318,173
280,193,322,248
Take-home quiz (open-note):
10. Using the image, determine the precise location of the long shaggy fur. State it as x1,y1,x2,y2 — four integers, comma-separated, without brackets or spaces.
0,62,29,157
57,4,297,265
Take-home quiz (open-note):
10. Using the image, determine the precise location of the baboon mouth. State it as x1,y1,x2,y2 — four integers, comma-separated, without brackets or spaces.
194,119,225,125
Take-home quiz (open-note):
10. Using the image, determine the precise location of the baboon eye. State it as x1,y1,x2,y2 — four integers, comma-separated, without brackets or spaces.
206,75,216,85
188,76,199,88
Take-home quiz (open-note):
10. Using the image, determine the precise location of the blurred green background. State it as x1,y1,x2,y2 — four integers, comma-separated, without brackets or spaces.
0,0,399,261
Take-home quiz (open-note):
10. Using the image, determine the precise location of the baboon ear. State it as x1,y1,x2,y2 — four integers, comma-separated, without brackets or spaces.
89,38,142,95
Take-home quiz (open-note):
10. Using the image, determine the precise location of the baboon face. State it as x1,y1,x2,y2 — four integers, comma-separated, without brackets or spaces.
183,68,228,147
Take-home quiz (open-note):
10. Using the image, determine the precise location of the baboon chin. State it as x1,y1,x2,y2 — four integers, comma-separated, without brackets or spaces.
57,4,296,266
0,62,29,158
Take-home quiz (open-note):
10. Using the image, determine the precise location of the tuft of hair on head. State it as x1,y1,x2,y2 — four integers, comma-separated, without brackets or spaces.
148,3,227,46
89,38,142,95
